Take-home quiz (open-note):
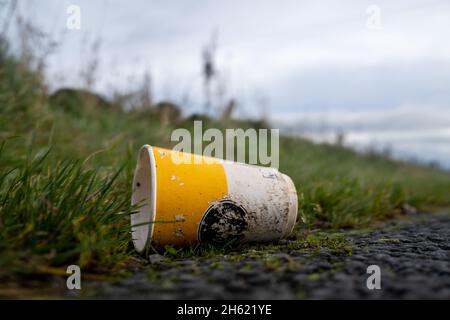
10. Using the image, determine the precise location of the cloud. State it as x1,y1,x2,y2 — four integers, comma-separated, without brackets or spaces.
7,0,450,167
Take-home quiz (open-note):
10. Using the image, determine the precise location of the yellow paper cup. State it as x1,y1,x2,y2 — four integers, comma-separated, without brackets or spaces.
131,145,298,251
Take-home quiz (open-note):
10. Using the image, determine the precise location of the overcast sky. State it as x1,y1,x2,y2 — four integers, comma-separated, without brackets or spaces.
4,0,450,167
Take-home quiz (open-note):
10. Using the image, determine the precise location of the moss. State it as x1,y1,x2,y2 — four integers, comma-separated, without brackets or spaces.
307,273,321,281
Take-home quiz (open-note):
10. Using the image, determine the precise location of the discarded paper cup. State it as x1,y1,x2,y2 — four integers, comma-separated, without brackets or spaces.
131,145,298,251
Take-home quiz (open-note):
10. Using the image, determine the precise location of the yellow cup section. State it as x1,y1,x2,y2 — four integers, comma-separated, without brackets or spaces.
152,147,228,247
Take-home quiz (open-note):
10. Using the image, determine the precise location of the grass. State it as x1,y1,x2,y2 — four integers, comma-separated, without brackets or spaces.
1,39,450,279
0,142,134,277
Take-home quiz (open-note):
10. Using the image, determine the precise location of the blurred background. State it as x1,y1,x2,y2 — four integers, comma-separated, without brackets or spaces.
3,0,450,168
